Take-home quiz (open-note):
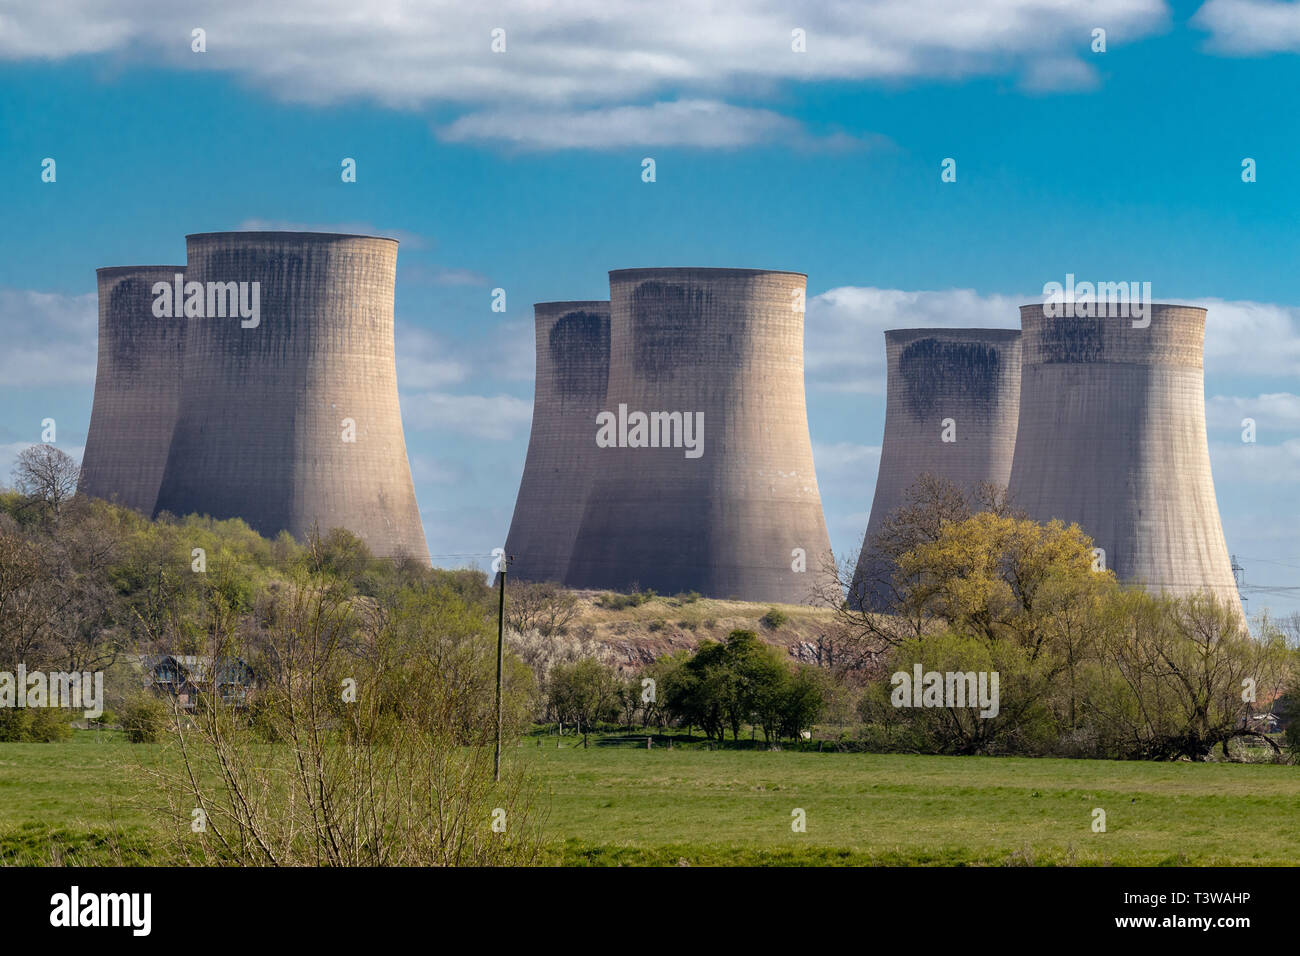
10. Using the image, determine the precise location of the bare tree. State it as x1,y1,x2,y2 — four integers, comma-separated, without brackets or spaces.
505,580,578,637
13,444,79,516
1274,611,1300,650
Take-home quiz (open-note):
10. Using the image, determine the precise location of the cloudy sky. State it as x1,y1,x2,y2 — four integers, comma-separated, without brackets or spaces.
1,0,1298,615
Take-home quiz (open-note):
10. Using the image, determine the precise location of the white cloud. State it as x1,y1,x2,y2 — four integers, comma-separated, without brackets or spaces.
440,99,821,150
1019,55,1100,92
0,288,98,387
1207,393,1300,431
1189,298,1300,377
401,391,532,439
1210,438,1300,483
0,2,1168,141
805,286,1023,394
805,288,1300,395
397,318,534,389
395,325,470,390
408,453,467,485
812,440,881,478
1192,0,1300,53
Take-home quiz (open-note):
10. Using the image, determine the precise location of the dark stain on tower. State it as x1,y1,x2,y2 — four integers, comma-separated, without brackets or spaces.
851,328,1022,611
549,309,610,400
899,338,1001,422
631,281,710,380
505,302,613,583
1037,314,1106,363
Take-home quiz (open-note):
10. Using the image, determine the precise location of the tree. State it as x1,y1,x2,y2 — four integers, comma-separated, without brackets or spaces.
663,641,726,742
812,474,1016,666
617,675,643,731
13,444,79,516
720,630,786,742
548,657,619,747
644,650,690,733
1091,591,1290,760
505,581,578,637
854,507,1117,755
777,666,830,742
662,630,802,746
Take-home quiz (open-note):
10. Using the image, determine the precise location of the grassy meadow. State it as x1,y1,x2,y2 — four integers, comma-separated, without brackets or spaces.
1,730,1298,866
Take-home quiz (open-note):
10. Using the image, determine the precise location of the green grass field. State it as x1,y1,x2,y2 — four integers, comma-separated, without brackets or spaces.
2,731,1299,866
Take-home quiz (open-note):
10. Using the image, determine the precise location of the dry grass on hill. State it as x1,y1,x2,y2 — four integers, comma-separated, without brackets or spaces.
556,589,839,667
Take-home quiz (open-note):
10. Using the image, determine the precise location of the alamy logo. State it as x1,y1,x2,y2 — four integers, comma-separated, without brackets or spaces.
50,886,151,936
596,403,704,459
0,666,103,719
1041,273,1152,328
152,273,261,328
890,665,999,718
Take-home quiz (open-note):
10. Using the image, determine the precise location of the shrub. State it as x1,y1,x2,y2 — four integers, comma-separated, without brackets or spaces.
121,693,169,743
597,589,656,610
0,706,73,742
760,607,789,629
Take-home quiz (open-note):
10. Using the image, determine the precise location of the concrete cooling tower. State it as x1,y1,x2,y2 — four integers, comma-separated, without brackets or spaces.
79,266,189,514
566,268,831,603
503,301,611,583
1007,304,1242,615
153,232,429,564
851,328,1022,611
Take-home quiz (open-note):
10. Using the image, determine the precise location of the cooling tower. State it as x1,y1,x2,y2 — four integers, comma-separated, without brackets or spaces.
851,328,1022,610
153,232,429,564
503,301,611,583
1007,304,1242,615
79,266,189,514
566,268,831,603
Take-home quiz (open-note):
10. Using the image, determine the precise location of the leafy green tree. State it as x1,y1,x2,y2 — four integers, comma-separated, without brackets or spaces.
722,630,786,742
777,666,830,742
548,657,619,747
663,641,726,741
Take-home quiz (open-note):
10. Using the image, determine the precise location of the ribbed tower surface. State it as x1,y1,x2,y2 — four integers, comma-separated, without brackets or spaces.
79,266,189,514
852,328,1022,610
504,301,611,583
566,267,831,603
153,232,429,564
1008,304,1242,615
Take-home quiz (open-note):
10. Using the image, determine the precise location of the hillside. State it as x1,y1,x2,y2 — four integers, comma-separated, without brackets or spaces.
555,590,840,667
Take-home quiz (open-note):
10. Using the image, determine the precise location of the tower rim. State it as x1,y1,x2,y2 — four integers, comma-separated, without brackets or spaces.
97,265,186,276
609,266,807,281
185,231,399,245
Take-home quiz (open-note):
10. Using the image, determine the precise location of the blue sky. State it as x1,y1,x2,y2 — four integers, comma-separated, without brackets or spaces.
1,0,1298,616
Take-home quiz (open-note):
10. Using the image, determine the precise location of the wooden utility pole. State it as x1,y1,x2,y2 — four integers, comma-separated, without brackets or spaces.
494,556,509,782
